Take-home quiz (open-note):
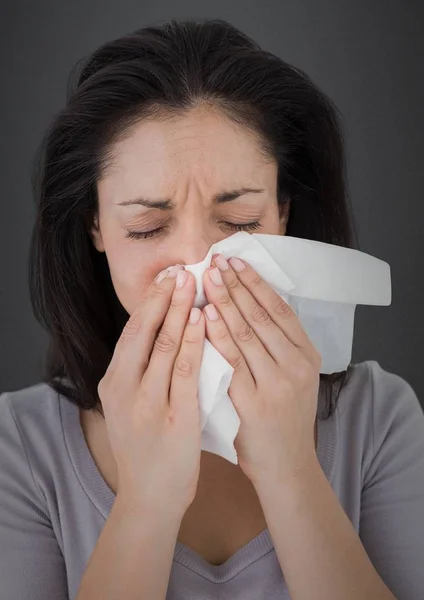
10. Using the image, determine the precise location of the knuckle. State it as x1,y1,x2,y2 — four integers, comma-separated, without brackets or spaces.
218,293,233,308
121,312,143,341
174,355,194,378
294,357,315,382
228,352,245,371
183,328,201,345
151,282,170,298
274,296,293,319
154,329,177,354
251,303,271,324
235,321,255,343
249,272,263,289
215,325,232,343
97,373,120,408
226,276,241,292
310,347,322,370
97,376,107,398
169,293,187,309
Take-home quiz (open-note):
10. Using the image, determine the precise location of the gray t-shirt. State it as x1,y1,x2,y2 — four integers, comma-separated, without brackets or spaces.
1,360,424,600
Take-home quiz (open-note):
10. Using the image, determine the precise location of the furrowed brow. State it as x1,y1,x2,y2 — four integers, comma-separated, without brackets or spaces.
116,187,265,209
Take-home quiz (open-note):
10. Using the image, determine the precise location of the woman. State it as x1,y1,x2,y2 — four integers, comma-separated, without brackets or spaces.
0,17,423,600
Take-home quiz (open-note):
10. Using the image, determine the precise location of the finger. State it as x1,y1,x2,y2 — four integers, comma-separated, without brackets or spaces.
106,264,184,390
210,254,295,366
142,269,197,408
170,306,205,421
203,265,275,383
203,302,255,398
226,256,315,356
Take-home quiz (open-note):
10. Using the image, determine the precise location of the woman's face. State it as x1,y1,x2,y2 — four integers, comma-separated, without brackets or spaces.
91,105,290,315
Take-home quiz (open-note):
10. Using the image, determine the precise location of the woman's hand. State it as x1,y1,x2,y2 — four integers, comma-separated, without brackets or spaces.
97,265,205,518
201,253,322,491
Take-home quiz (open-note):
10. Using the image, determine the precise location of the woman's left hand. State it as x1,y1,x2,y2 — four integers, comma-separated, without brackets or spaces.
201,253,322,491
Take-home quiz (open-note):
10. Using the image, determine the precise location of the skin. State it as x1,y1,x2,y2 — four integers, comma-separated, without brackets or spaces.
90,103,290,314
80,105,398,600
86,102,317,482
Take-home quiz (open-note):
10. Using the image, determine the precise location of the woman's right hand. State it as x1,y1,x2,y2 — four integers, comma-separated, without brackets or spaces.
97,264,206,518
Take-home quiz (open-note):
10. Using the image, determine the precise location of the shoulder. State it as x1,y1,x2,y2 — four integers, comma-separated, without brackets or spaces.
0,382,61,517
365,360,423,433
340,363,424,599
0,381,61,435
0,382,68,498
347,360,423,436
337,360,424,483
0,384,69,599
366,361,424,480
336,359,422,426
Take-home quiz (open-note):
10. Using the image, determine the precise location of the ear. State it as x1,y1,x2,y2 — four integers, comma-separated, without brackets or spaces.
278,201,290,235
89,214,105,253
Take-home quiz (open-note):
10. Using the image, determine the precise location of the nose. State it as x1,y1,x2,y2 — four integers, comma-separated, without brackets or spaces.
173,239,213,267
171,219,217,267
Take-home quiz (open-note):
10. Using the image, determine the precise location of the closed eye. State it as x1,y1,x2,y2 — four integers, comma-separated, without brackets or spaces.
125,220,262,240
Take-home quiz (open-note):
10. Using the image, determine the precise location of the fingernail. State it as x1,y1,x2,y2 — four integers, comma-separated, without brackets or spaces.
176,270,188,288
229,257,246,272
215,254,229,271
209,267,223,285
166,264,184,278
204,304,219,320
189,307,201,324
155,269,169,284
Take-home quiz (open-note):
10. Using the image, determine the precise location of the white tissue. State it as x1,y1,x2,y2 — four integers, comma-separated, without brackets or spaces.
167,232,392,465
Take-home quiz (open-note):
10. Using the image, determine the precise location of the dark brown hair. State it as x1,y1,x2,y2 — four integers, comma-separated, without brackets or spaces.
29,17,359,421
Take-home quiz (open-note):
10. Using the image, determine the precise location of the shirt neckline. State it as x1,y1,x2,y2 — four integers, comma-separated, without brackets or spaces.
59,389,338,583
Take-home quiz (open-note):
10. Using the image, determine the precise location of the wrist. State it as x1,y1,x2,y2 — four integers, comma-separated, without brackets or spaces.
113,492,188,525
252,456,323,503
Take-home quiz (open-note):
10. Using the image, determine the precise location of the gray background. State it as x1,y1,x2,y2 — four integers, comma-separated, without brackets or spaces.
1,1,423,408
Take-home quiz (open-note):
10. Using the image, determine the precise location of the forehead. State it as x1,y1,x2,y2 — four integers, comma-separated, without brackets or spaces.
103,107,276,187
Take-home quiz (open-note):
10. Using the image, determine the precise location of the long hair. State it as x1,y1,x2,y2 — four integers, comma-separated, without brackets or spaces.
29,18,359,421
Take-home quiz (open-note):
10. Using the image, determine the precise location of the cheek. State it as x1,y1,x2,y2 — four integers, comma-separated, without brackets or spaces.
106,246,176,315
105,250,151,314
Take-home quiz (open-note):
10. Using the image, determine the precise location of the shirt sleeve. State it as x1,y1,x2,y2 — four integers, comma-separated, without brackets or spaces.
0,392,69,600
359,361,424,600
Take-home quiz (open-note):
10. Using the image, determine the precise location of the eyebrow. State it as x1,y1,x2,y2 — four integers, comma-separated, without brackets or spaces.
116,187,266,209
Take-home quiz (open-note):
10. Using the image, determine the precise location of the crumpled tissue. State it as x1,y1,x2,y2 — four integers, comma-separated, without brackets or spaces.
164,231,391,465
